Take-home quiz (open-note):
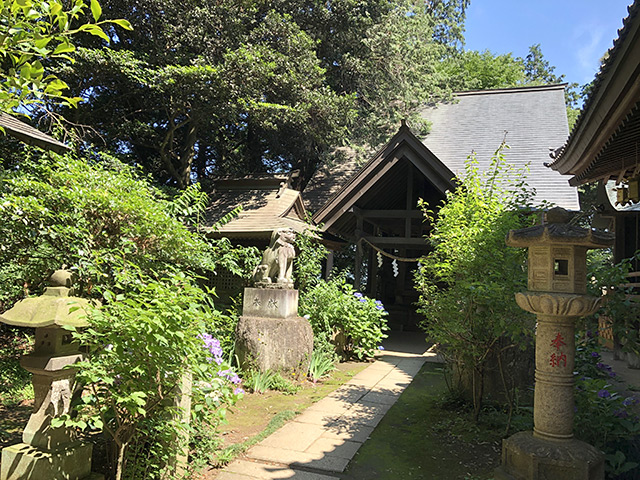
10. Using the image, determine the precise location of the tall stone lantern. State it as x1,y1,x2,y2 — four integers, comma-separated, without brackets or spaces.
0,270,103,480
495,208,614,480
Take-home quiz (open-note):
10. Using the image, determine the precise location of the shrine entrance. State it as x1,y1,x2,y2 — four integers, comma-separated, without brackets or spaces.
312,124,455,330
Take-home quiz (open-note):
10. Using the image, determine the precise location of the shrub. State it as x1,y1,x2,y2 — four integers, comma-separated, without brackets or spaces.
59,269,243,480
415,145,540,420
574,333,640,479
1,150,250,478
300,275,388,360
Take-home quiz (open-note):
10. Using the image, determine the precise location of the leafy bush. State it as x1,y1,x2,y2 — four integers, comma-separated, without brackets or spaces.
587,250,640,357
1,150,251,478
59,270,243,480
415,145,539,420
0,150,214,311
574,334,640,479
270,372,301,395
294,223,328,294
300,275,388,360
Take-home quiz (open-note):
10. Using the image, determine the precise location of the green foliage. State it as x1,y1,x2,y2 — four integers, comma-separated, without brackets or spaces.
53,0,470,187
269,372,301,395
0,150,214,310
415,144,540,420
294,225,328,294
57,270,243,480
438,50,526,91
244,369,278,395
587,251,640,355
574,334,640,478
0,149,253,478
300,275,388,361
307,350,337,384
0,0,131,111
0,325,33,404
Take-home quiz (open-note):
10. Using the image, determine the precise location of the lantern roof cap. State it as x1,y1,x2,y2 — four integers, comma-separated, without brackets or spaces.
0,270,96,328
506,208,614,249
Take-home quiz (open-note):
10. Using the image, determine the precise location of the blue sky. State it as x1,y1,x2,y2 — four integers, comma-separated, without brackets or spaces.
463,1,632,87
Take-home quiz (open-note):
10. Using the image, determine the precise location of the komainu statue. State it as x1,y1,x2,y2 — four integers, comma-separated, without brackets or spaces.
253,228,296,287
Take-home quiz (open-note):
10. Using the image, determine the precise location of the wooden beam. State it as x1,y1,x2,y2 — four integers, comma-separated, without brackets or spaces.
352,209,423,218
363,236,427,246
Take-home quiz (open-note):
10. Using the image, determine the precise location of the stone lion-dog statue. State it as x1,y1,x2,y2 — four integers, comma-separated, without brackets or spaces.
253,228,296,287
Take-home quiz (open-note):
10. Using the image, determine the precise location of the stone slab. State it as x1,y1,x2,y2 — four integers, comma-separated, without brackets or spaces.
360,391,400,405
258,422,325,451
222,460,339,479
305,437,362,459
248,445,350,473
242,288,299,319
321,424,375,443
1,442,95,480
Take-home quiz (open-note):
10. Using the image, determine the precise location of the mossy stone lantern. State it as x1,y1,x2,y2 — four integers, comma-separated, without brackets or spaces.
0,270,103,480
495,208,614,480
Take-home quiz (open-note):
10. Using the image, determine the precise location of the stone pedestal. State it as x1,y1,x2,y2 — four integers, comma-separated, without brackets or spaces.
496,432,605,480
1,443,103,480
236,287,313,373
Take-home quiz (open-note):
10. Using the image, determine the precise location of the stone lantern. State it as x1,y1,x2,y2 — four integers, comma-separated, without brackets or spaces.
0,270,103,480
495,208,614,480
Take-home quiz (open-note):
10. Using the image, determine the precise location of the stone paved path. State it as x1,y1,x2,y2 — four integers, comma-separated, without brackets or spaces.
217,332,443,480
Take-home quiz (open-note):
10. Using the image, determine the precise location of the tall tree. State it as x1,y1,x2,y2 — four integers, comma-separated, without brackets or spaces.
55,0,470,188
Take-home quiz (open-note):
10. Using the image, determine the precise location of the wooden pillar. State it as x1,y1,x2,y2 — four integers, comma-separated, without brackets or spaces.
325,251,334,279
355,213,363,290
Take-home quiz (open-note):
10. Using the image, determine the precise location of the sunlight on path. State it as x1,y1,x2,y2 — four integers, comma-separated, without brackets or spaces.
217,332,442,479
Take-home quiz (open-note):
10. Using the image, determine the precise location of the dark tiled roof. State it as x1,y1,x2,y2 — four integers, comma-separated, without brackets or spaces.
420,84,579,210
0,112,69,153
303,147,362,213
204,180,310,239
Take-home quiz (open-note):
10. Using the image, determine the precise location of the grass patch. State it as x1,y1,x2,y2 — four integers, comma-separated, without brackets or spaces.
343,362,502,480
206,361,369,470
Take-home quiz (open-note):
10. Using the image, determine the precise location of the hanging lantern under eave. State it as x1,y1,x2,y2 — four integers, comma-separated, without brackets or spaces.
628,178,640,203
616,186,629,205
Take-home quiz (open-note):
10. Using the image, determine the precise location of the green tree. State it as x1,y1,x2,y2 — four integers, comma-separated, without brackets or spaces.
54,0,469,188
438,49,526,90
415,145,540,420
0,0,130,112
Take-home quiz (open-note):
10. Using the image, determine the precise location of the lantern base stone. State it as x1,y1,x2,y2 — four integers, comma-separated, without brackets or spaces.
0,442,103,480
495,431,604,480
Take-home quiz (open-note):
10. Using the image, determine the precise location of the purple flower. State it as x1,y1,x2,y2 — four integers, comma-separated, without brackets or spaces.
375,300,383,306
622,397,638,406
609,371,617,378
591,352,600,358
199,333,224,364
234,387,244,395
378,346,385,350
353,292,363,298
597,389,611,399
375,305,384,310
613,409,629,418
358,298,366,303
